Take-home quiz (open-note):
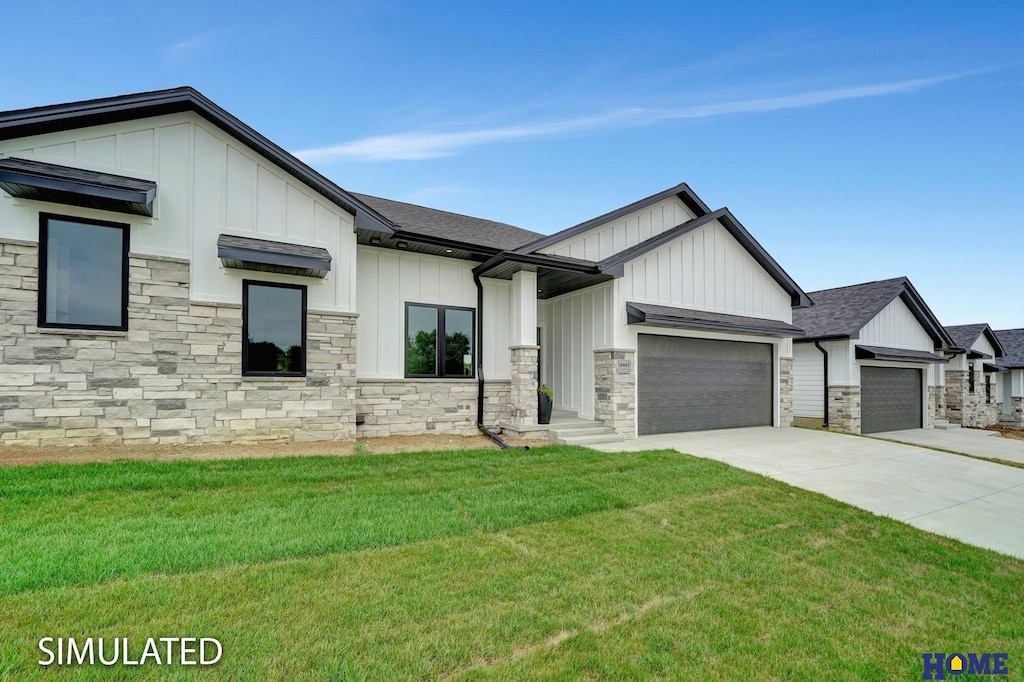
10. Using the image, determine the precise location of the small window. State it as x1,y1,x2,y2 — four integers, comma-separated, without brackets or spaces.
968,362,975,393
242,281,306,376
38,214,129,331
985,374,992,404
405,303,474,378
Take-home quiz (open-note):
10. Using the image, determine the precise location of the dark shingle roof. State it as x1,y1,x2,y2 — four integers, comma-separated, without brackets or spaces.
352,193,542,252
994,329,1024,368
944,324,989,351
792,277,910,339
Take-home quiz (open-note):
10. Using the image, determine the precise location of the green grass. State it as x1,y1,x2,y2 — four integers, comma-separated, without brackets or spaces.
0,446,1021,680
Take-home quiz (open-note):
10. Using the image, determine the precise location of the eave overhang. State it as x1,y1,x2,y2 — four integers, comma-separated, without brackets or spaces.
983,362,1007,373
0,157,156,216
217,234,332,278
626,302,805,338
474,251,613,300
855,344,948,364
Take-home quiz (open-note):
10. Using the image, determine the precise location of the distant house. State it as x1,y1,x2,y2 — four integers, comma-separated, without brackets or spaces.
943,324,1006,427
993,329,1024,426
0,87,810,446
791,277,954,434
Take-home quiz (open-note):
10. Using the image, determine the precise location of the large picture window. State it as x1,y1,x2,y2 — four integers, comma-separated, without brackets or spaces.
242,281,307,376
405,303,474,378
38,214,129,331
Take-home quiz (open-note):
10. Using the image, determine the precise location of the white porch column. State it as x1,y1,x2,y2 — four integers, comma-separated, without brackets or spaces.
508,270,539,427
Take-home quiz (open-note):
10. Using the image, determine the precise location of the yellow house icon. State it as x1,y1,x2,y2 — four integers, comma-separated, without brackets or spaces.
949,654,964,672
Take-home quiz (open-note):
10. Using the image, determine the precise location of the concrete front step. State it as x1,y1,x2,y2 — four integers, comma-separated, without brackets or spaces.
933,420,961,430
555,432,626,446
548,425,617,439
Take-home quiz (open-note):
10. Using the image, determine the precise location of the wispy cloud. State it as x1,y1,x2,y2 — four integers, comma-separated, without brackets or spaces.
164,31,225,65
296,72,979,163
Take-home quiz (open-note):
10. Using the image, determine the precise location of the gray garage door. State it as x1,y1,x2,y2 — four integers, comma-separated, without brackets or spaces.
637,334,773,435
861,366,922,434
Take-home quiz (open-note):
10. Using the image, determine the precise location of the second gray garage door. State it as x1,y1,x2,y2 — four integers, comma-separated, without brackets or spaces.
638,334,772,435
861,366,922,434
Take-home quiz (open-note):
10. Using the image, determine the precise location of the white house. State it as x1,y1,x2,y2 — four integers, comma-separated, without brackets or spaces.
993,329,1024,426
943,324,1006,427
0,87,810,447
791,277,955,434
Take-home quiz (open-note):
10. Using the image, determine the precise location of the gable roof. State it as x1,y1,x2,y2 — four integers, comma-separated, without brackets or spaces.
513,182,711,255
0,86,395,234
944,323,1005,357
793,276,954,348
352,193,542,253
598,208,812,308
994,329,1024,369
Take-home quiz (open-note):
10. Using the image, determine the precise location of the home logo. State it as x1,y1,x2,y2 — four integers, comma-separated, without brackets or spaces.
921,652,1009,679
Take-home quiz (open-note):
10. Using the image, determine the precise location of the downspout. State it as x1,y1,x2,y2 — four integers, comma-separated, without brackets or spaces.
473,270,528,450
814,341,829,427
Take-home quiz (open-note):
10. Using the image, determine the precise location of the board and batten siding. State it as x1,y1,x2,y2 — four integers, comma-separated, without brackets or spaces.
618,219,793,323
356,247,513,380
0,111,356,312
858,298,934,350
541,282,614,419
539,196,695,261
793,343,825,418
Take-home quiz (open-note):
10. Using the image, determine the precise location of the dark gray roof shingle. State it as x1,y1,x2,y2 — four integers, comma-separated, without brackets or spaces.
792,277,909,339
994,329,1024,368
944,324,988,351
352,193,543,252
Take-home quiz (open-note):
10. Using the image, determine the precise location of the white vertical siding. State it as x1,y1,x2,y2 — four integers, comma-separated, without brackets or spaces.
355,247,511,380
858,298,934,350
793,343,824,418
619,219,792,322
540,196,695,261
545,282,613,418
0,112,356,312
972,334,996,359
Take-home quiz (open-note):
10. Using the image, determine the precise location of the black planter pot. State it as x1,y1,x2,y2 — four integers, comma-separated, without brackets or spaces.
537,392,553,424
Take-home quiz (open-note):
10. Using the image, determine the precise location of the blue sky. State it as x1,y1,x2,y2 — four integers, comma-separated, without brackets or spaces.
4,1,1023,327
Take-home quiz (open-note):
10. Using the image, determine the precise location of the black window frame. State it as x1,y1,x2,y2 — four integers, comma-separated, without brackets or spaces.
241,279,308,378
37,212,130,332
968,362,975,393
404,302,476,379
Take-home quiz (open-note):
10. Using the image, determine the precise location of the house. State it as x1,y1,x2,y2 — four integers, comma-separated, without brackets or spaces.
993,329,1024,426
0,87,810,446
943,324,1006,427
791,277,955,434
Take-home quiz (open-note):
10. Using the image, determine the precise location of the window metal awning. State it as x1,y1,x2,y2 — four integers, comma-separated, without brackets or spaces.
217,234,332,278
0,157,156,216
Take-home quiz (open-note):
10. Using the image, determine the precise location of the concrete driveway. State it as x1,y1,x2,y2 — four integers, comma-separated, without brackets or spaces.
872,427,1024,465
590,427,1024,559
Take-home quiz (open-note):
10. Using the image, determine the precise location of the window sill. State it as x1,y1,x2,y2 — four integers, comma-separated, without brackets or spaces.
36,326,128,338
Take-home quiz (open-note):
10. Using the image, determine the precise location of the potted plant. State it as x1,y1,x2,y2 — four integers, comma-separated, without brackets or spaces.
537,384,553,425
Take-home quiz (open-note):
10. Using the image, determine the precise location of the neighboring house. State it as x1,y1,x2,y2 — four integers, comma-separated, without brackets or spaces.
943,324,1006,427
0,87,810,447
791,277,955,434
993,329,1024,426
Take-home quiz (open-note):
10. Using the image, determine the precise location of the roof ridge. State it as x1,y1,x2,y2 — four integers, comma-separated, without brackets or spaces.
806,276,907,296
351,192,535,232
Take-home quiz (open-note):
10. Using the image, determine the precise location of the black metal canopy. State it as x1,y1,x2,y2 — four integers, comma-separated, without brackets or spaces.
0,157,156,216
217,234,332,278
855,344,948,364
626,301,805,338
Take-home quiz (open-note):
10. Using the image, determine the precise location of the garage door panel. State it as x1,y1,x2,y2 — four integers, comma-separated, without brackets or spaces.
638,335,772,435
861,366,921,434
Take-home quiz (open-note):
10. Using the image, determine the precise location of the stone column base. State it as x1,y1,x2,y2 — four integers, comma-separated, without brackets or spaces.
508,345,539,427
779,357,794,428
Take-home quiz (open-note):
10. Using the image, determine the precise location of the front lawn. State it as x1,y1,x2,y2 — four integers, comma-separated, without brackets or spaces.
0,446,1021,680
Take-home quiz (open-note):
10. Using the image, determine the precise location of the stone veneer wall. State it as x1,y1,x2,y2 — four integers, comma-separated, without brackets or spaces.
594,349,636,438
0,239,357,445
946,369,1001,427
355,379,511,437
779,357,794,428
827,385,861,434
508,345,539,427
1009,397,1024,425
